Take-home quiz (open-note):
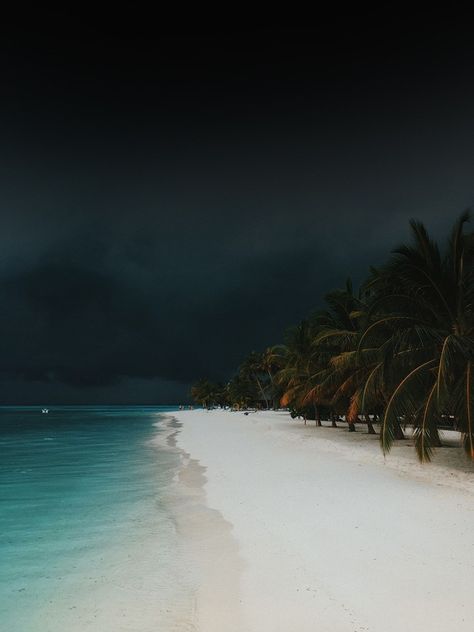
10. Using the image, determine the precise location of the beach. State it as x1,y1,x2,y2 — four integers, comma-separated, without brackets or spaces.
3,406,474,631
169,408,474,632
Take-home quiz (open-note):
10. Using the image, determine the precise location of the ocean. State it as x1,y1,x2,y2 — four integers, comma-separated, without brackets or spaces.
0,406,196,631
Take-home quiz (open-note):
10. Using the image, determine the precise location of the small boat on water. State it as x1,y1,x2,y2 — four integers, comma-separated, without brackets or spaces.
41,409,49,414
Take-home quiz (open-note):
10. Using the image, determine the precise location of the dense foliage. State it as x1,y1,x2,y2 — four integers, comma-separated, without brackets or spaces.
191,214,474,462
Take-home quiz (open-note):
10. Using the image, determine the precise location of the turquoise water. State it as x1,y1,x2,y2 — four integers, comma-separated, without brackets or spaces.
0,406,191,632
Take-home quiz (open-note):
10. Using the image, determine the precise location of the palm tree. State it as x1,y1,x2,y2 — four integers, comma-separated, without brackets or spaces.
361,212,474,460
302,280,380,433
273,320,321,423
190,379,222,408
226,373,257,409
239,351,272,409
260,347,281,408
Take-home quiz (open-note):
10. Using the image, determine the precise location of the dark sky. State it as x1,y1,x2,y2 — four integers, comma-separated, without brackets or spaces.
1,9,474,403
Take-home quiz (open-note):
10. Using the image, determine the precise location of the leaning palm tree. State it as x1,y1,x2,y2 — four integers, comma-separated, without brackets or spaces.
273,320,322,423
322,345,381,434
302,280,380,433
260,347,281,408
226,373,258,409
361,212,474,461
239,351,272,409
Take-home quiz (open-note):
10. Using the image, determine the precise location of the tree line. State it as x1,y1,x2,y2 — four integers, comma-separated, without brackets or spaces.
191,213,474,462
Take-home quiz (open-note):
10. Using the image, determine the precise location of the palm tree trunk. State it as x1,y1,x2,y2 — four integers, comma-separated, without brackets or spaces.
267,370,275,409
393,419,405,440
314,403,322,426
366,413,376,435
431,425,443,447
255,376,269,409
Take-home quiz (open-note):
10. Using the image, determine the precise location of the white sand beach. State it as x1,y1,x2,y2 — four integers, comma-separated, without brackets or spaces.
169,408,474,632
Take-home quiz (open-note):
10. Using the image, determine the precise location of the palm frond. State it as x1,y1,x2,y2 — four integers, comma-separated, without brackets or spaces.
381,359,436,454
414,381,438,462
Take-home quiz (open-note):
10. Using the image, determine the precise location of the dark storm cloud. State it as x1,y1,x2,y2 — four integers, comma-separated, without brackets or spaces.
1,10,474,402
0,226,328,392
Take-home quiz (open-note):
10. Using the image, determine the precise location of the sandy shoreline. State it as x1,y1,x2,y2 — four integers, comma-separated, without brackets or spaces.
169,408,474,632
151,417,245,632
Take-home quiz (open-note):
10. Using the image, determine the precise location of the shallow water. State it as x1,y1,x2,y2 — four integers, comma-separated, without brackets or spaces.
0,406,194,631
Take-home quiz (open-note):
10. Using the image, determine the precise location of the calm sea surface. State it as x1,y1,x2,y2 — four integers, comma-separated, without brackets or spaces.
0,406,193,632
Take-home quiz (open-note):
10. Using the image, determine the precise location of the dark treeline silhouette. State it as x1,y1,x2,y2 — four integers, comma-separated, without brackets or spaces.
192,213,474,462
